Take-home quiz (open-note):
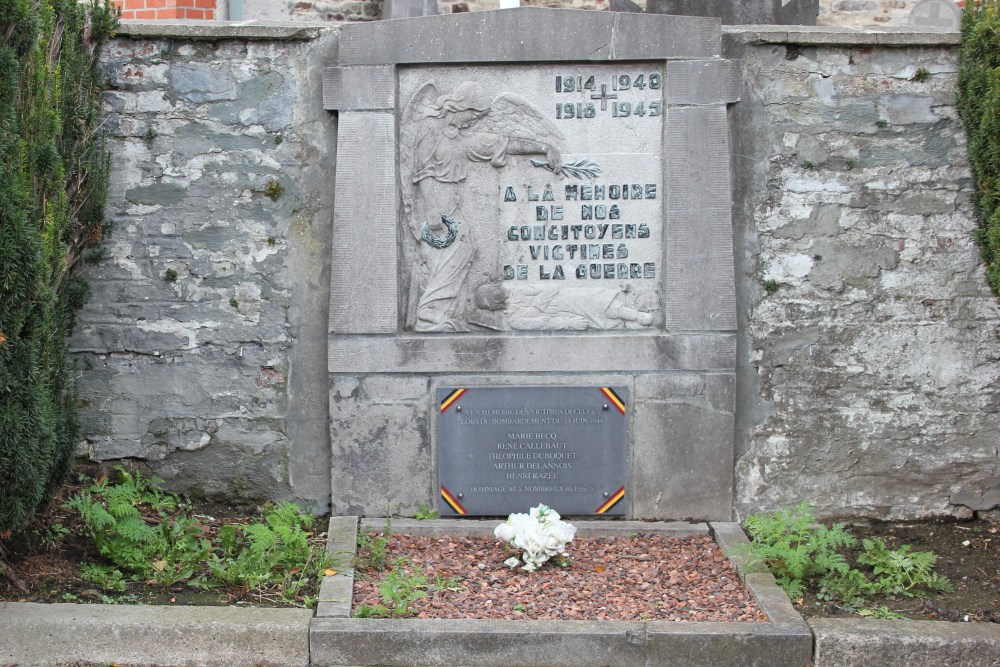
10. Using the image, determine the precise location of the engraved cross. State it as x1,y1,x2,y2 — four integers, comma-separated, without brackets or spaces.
590,84,618,111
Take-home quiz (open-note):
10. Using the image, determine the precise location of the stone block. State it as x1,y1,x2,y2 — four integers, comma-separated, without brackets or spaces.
329,399,431,515
636,373,706,400
329,111,398,334
811,618,1000,667
328,334,737,373
361,375,430,401
337,8,720,65
664,105,737,332
666,59,742,105
308,618,654,667
167,62,237,104
323,65,396,111
632,399,734,520
705,374,737,413
0,603,312,667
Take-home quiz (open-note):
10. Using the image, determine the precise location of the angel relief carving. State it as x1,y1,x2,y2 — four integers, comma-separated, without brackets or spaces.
401,81,566,332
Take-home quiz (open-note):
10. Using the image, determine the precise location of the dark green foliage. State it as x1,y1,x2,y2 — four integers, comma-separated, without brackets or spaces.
958,2,1000,294
0,1,118,537
63,467,208,586
65,468,334,604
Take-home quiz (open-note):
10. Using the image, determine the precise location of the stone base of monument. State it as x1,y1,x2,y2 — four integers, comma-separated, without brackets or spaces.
311,518,813,667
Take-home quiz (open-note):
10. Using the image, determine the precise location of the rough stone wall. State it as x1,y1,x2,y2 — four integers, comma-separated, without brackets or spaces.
263,0,956,27
726,30,1000,520
74,28,337,510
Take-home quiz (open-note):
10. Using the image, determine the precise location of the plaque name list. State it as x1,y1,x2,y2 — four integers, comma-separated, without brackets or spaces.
437,386,628,517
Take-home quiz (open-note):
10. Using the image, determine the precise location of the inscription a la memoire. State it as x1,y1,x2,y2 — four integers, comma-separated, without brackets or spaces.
399,65,664,333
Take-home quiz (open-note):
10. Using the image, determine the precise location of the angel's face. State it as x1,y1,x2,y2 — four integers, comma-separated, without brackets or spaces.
451,108,487,130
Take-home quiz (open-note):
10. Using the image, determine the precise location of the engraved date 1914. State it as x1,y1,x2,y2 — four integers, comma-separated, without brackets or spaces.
554,73,662,120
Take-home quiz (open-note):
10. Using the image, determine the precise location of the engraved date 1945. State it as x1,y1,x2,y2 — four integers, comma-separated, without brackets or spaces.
554,73,662,120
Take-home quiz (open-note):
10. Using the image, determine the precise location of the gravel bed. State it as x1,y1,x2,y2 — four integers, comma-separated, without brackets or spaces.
353,533,765,622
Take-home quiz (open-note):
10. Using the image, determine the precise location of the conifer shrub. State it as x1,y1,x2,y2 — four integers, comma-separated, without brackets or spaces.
958,1,1000,294
0,0,118,537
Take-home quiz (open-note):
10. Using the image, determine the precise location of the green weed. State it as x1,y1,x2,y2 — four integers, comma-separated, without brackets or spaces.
743,502,857,601
79,564,126,592
858,538,952,596
858,605,904,619
356,517,392,571
377,560,428,616
414,503,438,520
261,179,284,202
742,503,950,610
431,572,463,592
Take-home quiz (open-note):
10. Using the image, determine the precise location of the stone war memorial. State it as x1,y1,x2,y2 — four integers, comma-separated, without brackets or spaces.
325,9,740,520
72,6,1000,525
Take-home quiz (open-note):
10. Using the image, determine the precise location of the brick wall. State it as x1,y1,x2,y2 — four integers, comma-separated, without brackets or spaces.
115,0,217,20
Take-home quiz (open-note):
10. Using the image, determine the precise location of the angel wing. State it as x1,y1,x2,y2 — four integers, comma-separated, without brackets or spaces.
477,93,565,150
399,81,440,233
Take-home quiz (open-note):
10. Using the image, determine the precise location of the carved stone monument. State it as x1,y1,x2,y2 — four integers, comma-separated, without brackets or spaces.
398,68,662,333
324,8,740,520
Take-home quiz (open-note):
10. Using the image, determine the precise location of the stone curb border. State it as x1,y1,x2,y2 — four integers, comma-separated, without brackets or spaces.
2,518,998,666
0,602,313,667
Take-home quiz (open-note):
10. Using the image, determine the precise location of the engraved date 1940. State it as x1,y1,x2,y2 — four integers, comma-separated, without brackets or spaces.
554,73,662,120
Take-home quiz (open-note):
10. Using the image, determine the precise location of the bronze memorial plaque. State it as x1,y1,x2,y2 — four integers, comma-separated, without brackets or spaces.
437,386,628,516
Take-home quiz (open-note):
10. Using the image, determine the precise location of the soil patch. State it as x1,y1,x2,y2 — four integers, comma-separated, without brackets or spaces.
352,532,765,622
796,518,1000,623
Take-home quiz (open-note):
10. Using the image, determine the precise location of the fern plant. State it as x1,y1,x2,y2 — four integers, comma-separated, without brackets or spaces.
65,469,332,605
743,503,952,611
858,538,952,597
742,501,857,600
208,502,332,601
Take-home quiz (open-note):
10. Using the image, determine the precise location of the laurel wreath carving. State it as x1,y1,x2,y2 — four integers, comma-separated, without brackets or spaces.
421,214,460,249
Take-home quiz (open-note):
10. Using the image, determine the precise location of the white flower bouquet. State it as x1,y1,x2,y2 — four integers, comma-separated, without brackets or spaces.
494,504,576,572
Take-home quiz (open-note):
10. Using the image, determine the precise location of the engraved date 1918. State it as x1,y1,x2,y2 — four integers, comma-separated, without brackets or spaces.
554,73,662,120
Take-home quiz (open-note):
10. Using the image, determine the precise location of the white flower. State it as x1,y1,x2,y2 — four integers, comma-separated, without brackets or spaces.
504,556,520,569
494,520,516,543
494,504,576,573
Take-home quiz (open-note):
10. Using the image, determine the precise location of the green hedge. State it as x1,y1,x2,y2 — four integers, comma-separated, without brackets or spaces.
959,1,1000,294
0,0,117,537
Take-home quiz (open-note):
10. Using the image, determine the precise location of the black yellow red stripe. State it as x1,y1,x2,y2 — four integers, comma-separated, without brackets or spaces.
600,387,626,414
595,485,625,514
440,388,467,413
440,486,467,515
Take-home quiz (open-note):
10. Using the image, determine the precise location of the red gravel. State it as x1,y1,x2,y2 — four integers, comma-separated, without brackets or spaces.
353,533,765,622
